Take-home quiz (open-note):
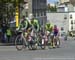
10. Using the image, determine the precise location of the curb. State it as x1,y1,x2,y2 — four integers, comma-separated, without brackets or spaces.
0,43,15,46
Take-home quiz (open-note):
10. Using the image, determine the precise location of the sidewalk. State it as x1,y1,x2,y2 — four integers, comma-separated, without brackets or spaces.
0,46,16,51
0,43,15,46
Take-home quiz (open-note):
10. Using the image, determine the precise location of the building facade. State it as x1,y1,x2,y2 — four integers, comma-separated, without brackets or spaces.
57,0,75,12
69,12,75,31
47,13,69,33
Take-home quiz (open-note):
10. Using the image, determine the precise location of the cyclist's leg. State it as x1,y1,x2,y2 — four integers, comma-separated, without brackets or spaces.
50,34,54,48
53,33,57,48
22,33,28,46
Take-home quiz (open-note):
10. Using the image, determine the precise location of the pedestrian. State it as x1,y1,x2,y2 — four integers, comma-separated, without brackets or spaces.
6,27,12,43
0,27,2,43
1,23,7,43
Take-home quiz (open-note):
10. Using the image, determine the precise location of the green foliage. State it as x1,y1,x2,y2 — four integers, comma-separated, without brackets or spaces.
47,4,57,12
0,0,24,3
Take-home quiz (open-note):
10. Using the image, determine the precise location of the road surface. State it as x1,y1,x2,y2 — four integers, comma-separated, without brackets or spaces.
0,37,75,60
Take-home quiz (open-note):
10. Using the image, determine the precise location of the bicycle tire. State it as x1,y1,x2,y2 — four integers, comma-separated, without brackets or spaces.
40,39,46,49
56,38,60,48
15,35,25,51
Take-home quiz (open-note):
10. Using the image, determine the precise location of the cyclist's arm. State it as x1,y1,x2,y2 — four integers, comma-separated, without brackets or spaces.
36,24,40,32
35,20,40,32
24,21,28,30
17,24,22,30
45,25,48,31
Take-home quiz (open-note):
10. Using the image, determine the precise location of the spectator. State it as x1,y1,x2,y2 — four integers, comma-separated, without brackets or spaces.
6,27,12,43
1,23,7,43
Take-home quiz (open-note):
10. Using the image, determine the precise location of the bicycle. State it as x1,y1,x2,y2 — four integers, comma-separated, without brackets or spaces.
27,28,38,50
48,32,54,49
15,29,27,51
38,30,48,49
53,34,60,48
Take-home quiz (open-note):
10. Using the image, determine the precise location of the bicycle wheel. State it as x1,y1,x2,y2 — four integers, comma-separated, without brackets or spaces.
15,35,25,51
40,39,46,49
28,38,37,50
56,37,60,48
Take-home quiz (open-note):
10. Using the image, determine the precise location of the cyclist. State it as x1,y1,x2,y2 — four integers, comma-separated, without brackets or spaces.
17,16,31,39
45,22,54,36
45,23,54,48
28,14,40,34
28,14,40,47
53,25,59,37
53,25,60,47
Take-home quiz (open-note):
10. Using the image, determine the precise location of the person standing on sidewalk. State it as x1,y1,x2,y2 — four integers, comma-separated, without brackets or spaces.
1,23,7,43
6,27,12,43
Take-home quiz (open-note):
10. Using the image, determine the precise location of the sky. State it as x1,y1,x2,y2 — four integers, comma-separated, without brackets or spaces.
47,0,59,3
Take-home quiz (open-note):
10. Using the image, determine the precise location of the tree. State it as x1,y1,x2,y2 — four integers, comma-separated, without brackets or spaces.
0,0,24,26
47,4,51,12
47,4,57,12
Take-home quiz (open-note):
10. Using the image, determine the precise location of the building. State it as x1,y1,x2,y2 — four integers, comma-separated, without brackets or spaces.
21,0,47,25
47,12,69,33
57,0,75,12
47,0,75,35
69,12,75,32
59,0,69,3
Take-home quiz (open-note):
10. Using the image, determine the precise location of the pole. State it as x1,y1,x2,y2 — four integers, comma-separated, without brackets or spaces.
15,0,19,28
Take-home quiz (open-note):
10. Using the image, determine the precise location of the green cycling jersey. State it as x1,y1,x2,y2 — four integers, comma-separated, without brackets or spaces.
30,19,40,32
45,23,53,32
18,19,29,30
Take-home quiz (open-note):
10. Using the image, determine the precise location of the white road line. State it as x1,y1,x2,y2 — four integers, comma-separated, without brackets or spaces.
34,58,75,60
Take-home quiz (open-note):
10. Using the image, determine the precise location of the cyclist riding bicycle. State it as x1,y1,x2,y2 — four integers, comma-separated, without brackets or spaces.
45,23,54,35
18,16,31,37
53,25,60,47
28,14,40,33
53,25,59,37
27,14,40,48
45,23,54,48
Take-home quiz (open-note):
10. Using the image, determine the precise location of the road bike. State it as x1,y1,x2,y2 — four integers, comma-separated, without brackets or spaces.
15,29,27,51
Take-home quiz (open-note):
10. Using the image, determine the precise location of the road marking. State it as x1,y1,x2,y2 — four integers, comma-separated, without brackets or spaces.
34,58,75,60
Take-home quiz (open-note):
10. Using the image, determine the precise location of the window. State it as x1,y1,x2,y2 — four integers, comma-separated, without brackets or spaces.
71,26,73,30
71,20,73,24
44,11,46,16
74,20,75,24
33,13,36,17
25,12,28,17
37,12,39,17
70,15,72,19
61,27,64,31
41,12,43,16
64,15,67,19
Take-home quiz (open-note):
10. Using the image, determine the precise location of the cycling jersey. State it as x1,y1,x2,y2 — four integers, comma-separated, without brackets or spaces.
45,23,53,32
18,19,31,31
53,27,59,36
30,19,40,32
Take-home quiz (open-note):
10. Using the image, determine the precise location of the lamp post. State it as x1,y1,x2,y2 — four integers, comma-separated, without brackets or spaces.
15,0,20,28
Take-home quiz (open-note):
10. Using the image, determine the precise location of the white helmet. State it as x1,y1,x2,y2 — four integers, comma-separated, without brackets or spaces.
28,13,34,20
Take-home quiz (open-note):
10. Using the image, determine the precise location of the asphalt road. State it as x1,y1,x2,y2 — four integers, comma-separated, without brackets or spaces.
0,37,75,60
